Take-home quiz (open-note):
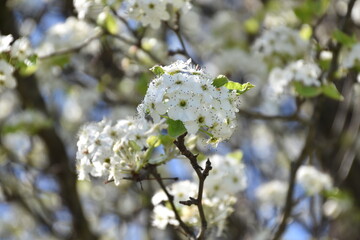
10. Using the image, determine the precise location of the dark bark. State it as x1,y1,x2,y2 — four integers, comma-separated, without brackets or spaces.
0,3,97,240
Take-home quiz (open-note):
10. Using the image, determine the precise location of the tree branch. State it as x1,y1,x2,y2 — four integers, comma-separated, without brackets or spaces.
149,166,195,239
38,32,102,59
174,133,212,240
326,0,357,81
272,125,315,240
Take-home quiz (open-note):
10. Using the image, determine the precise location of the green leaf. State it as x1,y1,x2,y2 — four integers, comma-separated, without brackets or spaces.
136,73,150,96
48,55,70,67
167,119,187,138
97,11,118,35
299,24,313,40
129,140,141,151
293,81,322,97
244,18,259,34
212,75,229,88
322,83,344,101
323,188,351,200
150,66,165,76
332,30,357,47
224,81,255,94
294,0,330,23
159,135,175,146
227,151,243,161
146,135,162,147
19,64,37,76
2,120,52,135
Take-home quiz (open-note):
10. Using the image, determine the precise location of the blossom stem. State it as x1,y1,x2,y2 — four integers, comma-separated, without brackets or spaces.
174,133,212,240
149,166,195,239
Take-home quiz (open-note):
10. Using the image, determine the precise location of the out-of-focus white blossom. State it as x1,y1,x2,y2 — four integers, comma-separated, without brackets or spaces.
323,197,352,219
10,37,33,61
0,34,13,53
0,90,18,120
255,180,288,207
167,0,191,12
296,165,332,195
126,0,191,29
0,60,16,92
37,17,101,57
76,118,166,185
138,59,241,145
351,0,360,25
209,49,267,84
320,50,333,61
126,0,170,29
202,154,247,196
343,43,360,69
152,205,178,229
74,0,104,20
252,26,308,65
4,110,49,131
151,179,237,236
269,60,321,95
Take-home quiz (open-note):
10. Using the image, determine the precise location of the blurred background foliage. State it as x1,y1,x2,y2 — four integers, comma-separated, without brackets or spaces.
0,0,360,239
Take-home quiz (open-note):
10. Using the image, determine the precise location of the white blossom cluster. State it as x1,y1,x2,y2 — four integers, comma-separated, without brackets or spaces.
126,0,191,29
252,26,308,65
269,60,321,95
137,59,240,144
296,165,333,195
255,180,288,207
151,154,246,236
0,34,33,92
76,118,165,185
343,43,360,69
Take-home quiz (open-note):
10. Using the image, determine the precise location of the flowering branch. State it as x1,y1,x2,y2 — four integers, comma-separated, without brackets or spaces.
149,165,196,239
174,133,212,240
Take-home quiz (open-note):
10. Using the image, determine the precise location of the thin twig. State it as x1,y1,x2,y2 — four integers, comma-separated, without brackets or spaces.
149,166,195,239
39,32,102,59
109,7,166,65
271,125,315,240
326,0,357,81
174,133,212,240
167,13,199,65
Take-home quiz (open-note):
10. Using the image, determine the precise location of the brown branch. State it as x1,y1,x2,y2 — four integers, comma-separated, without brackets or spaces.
39,32,102,59
326,0,357,81
14,73,98,240
271,125,315,240
148,166,195,239
174,133,212,240
167,13,199,65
